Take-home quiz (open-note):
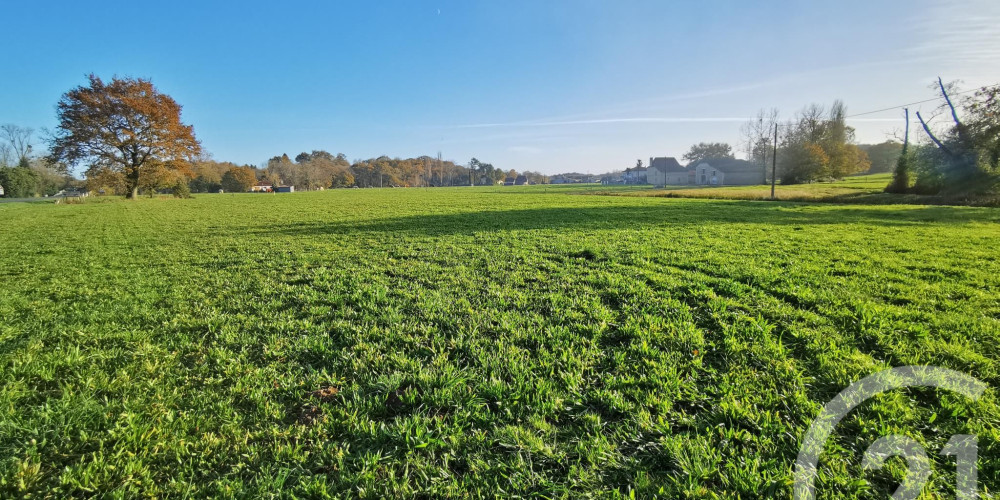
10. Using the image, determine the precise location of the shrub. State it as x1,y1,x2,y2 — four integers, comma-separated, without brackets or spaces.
0,166,40,198
172,180,192,198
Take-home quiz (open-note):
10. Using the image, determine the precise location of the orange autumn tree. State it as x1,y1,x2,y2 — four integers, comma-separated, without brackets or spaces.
49,75,201,199
221,165,258,192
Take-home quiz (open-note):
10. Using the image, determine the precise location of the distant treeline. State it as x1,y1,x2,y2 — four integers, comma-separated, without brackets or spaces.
738,101,874,184
86,152,553,195
0,133,554,196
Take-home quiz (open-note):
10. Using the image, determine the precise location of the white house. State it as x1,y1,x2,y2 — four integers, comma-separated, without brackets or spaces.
647,157,688,185
689,158,764,186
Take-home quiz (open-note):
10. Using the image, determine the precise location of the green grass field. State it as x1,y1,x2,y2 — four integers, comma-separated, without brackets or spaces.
586,173,1000,206
2,187,1000,498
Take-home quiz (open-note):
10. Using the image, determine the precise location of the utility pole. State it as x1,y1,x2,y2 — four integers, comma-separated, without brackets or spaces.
437,151,443,187
770,122,778,200
758,116,765,184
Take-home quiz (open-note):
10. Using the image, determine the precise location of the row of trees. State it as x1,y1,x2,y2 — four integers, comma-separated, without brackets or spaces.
739,101,872,184
85,147,548,195
777,101,870,183
264,152,353,190
85,147,529,195
181,154,543,192
190,151,551,192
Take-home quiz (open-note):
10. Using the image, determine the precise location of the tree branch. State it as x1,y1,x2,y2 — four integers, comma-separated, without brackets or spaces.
939,77,964,129
916,111,952,156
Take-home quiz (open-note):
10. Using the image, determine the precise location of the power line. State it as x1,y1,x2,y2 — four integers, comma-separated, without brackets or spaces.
848,97,951,117
846,84,997,118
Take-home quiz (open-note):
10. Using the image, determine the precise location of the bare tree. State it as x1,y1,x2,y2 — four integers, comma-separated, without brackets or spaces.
739,108,779,166
0,124,34,166
0,143,10,168
795,104,827,142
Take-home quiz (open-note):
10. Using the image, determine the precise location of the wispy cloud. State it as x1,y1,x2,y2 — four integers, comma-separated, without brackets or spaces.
436,131,572,146
457,117,747,129
908,0,1000,65
595,81,787,114
444,57,939,131
507,146,542,154
847,118,911,122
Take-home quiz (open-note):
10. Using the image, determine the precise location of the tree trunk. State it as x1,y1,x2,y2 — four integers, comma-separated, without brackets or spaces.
126,164,141,199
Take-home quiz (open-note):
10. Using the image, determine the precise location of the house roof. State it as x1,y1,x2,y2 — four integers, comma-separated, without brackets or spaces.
649,157,685,172
689,158,757,173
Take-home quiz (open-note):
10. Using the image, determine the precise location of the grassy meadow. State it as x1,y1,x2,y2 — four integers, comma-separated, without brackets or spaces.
2,187,1000,497
637,174,893,201
586,173,1000,206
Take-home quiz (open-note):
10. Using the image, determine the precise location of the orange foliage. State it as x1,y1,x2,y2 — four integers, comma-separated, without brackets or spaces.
50,75,201,199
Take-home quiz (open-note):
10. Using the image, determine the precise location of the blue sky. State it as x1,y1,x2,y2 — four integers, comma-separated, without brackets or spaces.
3,0,999,174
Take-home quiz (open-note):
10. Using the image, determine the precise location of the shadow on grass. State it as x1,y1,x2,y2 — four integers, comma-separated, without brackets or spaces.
265,201,998,238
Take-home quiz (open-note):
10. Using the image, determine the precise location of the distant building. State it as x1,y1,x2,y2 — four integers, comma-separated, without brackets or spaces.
251,181,273,192
623,167,647,184
514,175,529,185
645,156,762,186
647,157,688,185
504,176,516,186
275,185,295,193
689,158,762,186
